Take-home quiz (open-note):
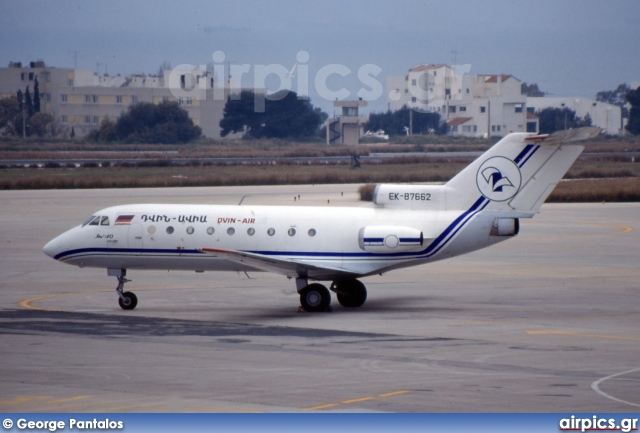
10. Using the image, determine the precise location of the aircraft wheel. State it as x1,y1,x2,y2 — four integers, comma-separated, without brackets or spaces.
333,279,367,308
300,284,331,312
118,291,138,310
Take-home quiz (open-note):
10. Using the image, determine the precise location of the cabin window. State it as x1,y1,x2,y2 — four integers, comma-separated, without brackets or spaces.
100,216,110,226
148,225,156,234
308,229,316,237
227,227,235,235
288,228,296,237
166,226,174,234
267,228,275,236
247,227,255,236
207,227,215,235
186,226,194,235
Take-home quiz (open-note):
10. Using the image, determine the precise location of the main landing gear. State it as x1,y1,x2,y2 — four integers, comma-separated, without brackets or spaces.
109,269,138,310
296,277,368,312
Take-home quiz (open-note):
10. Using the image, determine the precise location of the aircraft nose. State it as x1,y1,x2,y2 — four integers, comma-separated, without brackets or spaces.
43,236,62,259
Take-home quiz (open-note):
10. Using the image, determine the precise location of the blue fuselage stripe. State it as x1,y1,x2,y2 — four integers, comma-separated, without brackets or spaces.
56,199,489,263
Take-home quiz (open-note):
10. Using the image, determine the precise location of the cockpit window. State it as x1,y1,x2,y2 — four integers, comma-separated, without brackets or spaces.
82,216,98,227
82,215,110,227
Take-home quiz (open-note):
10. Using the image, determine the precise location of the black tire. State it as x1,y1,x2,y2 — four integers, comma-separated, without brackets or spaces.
334,279,367,308
299,283,331,312
118,291,138,310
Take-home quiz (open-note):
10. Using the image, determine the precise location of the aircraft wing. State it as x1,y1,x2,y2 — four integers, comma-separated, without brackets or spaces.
199,247,357,280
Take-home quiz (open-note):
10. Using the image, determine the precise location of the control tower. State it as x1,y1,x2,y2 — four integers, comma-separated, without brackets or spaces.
326,99,367,145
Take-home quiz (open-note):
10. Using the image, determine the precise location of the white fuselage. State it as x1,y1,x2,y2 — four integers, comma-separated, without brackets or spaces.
42,128,600,311
43,201,511,281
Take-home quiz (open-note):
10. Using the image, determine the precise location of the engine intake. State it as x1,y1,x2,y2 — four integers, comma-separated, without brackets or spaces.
491,218,520,236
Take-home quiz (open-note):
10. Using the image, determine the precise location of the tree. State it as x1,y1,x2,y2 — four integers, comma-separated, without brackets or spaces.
29,112,54,137
219,90,327,139
93,118,117,142
537,107,592,134
14,90,27,136
597,83,630,118
33,77,41,113
521,82,545,97
24,86,34,118
366,106,442,136
625,86,640,136
219,91,263,137
0,96,21,134
596,83,630,106
262,91,327,138
89,101,201,143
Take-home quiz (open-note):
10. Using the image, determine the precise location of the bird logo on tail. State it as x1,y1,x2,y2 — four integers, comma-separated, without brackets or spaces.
476,157,521,202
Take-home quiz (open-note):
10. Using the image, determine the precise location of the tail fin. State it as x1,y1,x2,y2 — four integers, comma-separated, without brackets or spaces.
445,127,600,212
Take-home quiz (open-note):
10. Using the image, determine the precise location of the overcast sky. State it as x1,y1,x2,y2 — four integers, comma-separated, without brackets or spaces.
1,0,638,114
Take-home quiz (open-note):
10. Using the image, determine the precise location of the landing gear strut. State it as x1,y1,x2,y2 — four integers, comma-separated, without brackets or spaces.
109,268,138,310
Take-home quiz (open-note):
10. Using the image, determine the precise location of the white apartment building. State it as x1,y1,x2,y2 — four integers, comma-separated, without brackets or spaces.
526,97,622,135
387,64,532,137
0,61,242,138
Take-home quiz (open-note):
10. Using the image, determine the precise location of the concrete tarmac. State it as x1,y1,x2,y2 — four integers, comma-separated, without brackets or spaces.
1,185,639,412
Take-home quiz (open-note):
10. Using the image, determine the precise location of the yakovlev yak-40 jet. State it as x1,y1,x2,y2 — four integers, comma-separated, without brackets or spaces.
44,127,600,312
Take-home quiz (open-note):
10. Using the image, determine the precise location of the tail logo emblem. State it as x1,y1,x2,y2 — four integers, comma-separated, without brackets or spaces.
476,157,522,202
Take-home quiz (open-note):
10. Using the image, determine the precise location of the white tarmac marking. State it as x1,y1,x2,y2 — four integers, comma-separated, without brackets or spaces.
591,367,640,408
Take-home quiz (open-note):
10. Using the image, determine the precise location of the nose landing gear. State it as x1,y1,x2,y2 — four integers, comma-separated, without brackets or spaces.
109,268,138,310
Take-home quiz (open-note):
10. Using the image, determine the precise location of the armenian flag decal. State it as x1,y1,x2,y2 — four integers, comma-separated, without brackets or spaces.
115,215,135,225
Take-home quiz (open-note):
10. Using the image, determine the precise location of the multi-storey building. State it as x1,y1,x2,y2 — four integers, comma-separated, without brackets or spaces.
387,64,532,137
0,61,239,138
388,63,626,136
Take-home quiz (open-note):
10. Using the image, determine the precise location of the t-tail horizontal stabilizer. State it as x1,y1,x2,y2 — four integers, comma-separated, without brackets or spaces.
445,127,600,213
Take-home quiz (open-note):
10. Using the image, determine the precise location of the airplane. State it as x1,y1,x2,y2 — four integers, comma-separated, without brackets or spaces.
43,127,600,312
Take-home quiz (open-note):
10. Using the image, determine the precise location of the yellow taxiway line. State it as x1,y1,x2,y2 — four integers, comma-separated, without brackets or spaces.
18,290,109,311
303,390,411,411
